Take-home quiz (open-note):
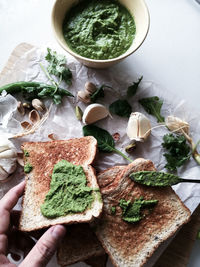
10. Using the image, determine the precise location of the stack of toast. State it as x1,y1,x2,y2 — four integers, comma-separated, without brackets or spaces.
20,137,191,267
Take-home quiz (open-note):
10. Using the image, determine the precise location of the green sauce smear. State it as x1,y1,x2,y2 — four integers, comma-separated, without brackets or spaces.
63,0,136,60
119,197,158,223
24,163,33,173
24,150,29,157
41,160,94,218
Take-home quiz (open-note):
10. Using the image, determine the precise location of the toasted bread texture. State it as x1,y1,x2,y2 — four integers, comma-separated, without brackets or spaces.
95,158,191,267
19,137,103,232
57,224,106,266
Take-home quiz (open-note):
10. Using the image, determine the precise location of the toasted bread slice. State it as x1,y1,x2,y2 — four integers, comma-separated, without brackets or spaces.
95,158,191,267
19,137,103,232
57,224,105,266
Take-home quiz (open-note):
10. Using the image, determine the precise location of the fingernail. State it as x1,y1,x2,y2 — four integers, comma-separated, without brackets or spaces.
51,225,66,239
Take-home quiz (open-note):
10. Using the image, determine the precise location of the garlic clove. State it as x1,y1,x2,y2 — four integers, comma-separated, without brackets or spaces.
29,109,40,124
77,91,91,104
0,149,17,159
82,103,109,124
165,116,189,135
0,165,9,180
85,82,97,94
32,99,46,112
127,112,151,142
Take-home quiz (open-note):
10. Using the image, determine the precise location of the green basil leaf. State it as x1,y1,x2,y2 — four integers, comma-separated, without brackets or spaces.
83,125,115,153
90,85,105,103
127,76,143,98
109,99,132,117
139,96,164,123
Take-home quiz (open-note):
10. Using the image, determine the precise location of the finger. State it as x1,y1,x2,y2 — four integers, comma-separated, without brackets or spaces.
0,181,25,255
20,225,66,267
0,181,25,214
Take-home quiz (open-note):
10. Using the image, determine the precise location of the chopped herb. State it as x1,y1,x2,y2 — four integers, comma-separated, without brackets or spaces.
119,197,158,223
162,134,191,171
24,150,29,157
127,76,143,98
111,206,116,215
45,48,72,85
83,124,132,162
24,163,33,173
109,99,132,117
139,96,164,123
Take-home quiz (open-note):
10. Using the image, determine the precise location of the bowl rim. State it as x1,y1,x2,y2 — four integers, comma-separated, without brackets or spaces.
51,0,150,63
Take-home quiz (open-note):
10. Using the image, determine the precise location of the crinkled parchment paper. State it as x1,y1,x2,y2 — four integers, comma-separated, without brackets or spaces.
0,46,200,267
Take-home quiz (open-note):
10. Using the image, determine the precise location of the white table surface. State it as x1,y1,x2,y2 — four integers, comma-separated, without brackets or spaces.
0,0,200,266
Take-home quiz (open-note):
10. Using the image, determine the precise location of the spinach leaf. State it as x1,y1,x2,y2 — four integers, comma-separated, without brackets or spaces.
162,133,191,171
90,85,105,103
139,96,164,122
127,76,143,98
45,48,72,85
109,99,132,117
83,125,132,162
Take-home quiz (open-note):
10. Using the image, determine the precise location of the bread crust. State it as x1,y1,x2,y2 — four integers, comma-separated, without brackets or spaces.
19,137,102,232
95,159,191,267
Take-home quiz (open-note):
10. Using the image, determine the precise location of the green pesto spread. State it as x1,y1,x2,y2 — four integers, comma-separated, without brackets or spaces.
63,0,136,60
111,206,116,215
119,197,158,223
24,163,33,173
130,171,182,187
41,160,94,218
24,150,29,157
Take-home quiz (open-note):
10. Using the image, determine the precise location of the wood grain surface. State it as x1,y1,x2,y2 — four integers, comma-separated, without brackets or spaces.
0,43,200,267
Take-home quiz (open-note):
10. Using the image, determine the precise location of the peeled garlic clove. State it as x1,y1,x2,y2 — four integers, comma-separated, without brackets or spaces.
165,116,189,135
82,104,109,124
77,91,91,104
29,109,40,124
0,149,17,159
32,99,46,112
85,82,97,94
127,112,151,142
0,166,9,180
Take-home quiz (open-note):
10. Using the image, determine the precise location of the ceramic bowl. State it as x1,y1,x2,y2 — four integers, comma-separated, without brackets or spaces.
52,0,150,69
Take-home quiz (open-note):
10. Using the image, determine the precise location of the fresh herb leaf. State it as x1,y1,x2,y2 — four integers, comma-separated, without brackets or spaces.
139,96,164,122
83,125,132,162
127,76,143,98
90,85,105,103
109,99,132,117
119,197,158,223
45,48,72,85
162,134,191,171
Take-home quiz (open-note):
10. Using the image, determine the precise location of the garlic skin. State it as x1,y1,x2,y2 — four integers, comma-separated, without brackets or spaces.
0,135,17,180
165,116,189,135
82,104,109,124
126,112,151,142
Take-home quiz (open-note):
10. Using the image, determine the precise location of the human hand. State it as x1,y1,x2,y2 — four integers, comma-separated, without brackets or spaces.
0,181,66,267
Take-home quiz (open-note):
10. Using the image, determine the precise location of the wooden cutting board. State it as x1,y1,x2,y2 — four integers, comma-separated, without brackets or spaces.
1,43,200,267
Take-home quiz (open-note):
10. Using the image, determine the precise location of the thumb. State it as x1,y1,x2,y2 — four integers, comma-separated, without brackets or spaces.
20,225,66,267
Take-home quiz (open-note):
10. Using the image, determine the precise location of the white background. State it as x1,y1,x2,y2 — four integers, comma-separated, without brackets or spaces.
0,0,200,266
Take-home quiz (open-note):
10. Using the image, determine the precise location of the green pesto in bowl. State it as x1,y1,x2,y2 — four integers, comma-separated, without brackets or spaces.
62,0,136,60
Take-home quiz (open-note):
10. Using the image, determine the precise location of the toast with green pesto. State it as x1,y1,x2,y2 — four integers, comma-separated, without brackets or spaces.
19,136,103,232
95,158,191,267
